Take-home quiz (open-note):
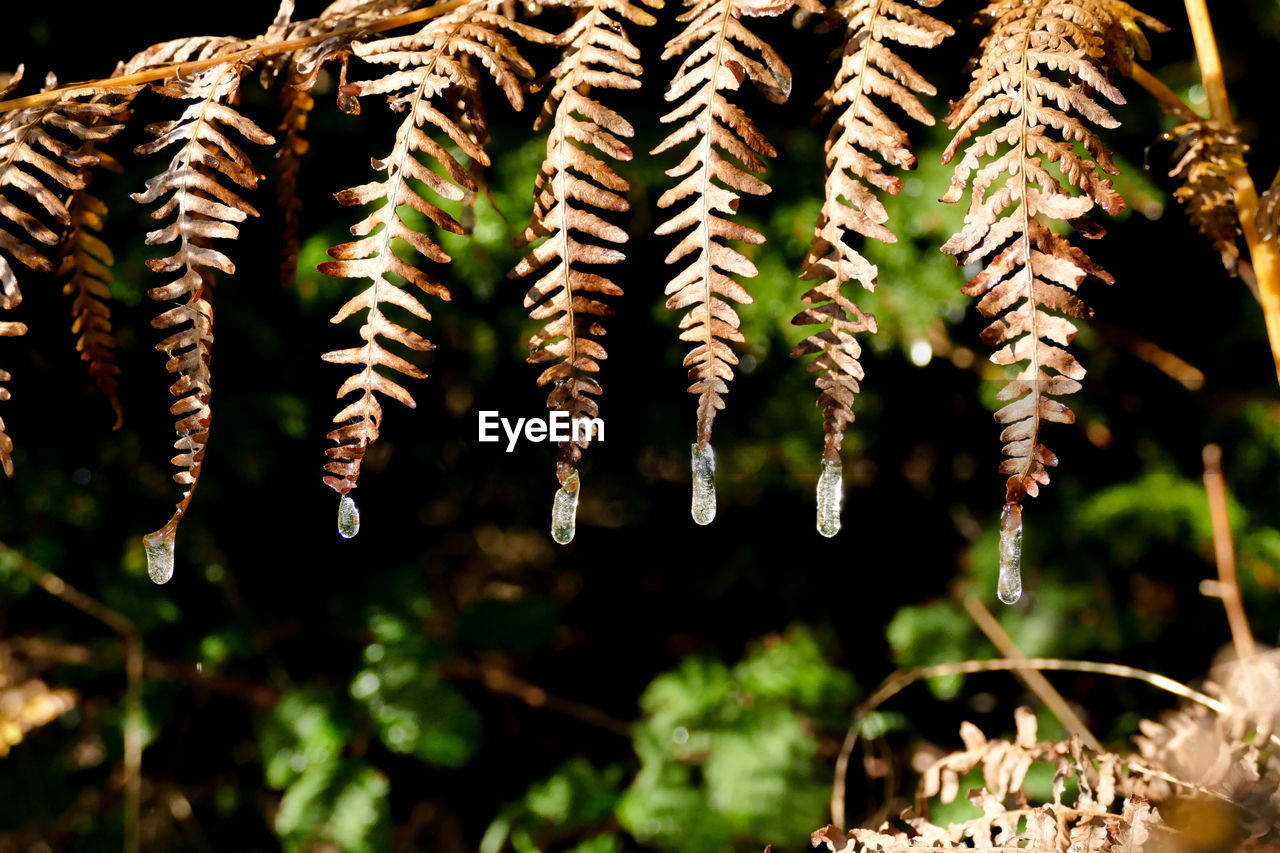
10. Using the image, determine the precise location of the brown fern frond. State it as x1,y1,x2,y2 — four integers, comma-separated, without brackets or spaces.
132,62,274,581
940,0,1163,512
57,90,135,431
1,69,139,472
790,0,951,535
317,0,547,516
508,0,659,538
276,74,314,287
817,709,1176,853
654,0,820,522
1158,120,1245,275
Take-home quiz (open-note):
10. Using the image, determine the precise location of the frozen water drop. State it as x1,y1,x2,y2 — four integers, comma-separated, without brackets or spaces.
338,495,360,539
691,443,716,525
144,530,175,585
551,470,580,545
997,503,1023,605
816,458,842,538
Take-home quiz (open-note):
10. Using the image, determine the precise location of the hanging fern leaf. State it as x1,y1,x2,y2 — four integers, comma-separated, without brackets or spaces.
0,68,139,473
57,88,135,431
940,0,1162,511
275,76,314,287
317,0,546,519
790,0,951,537
654,0,820,523
509,0,660,542
132,61,275,581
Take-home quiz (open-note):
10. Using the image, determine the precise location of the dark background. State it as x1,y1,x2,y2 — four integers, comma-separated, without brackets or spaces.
0,1,1278,850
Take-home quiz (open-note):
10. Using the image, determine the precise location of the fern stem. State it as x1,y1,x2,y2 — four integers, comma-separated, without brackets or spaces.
1201,444,1256,661
0,0,472,114
1183,0,1280,386
1126,64,1197,123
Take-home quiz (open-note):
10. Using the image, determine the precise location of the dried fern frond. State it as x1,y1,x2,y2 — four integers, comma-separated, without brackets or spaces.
0,69,138,473
654,0,820,524
132,61,274,582
940,0,1163,537
509,0,660,543
0,643,77,758
317,0,546,530
57,89,135,431
791,0,951,537
818,709,1177,853
1159,120,1245,275
275,74,314,287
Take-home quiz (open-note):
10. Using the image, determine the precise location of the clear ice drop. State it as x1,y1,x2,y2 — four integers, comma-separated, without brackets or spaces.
691,443,716,525
551,471,580,545
997,502,1023,604
144,530,175,585
338,495,360,539
816,459,842,538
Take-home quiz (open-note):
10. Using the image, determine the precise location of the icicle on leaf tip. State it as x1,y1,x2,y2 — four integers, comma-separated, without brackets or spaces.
691,443,716,526
997,502,1023,605
816,458,842,538
551,470,580,545
144,529,176,585
338,494,360,539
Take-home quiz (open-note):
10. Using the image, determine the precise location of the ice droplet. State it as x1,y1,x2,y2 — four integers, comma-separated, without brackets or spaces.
691,443,716,525
144,530,175,585
816,459,842,538
338,495,360,539
551,470,580,545
997,503,1023,605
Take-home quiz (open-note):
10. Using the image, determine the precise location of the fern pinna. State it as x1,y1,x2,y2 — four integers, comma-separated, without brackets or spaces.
654,0,820,525
317,1,546,538
940,0,1163,602
791,0,951,538
509,0,660,544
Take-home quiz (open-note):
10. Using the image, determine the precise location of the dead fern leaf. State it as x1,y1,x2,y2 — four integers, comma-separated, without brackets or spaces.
790,0,951,533
508,0,660,527
317,0,547,505
0,68,139,474
1159,120,1245,275
57,88,134,431
940,0,1163,509
654,0,822,466
132,61,275,579
275,73,314,287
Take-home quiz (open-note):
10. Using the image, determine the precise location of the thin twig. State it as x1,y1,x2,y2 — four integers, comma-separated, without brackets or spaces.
1126,63,1199,122
963,597,1103,752
0,0,473,114
829,657,1280,830
1201,445,1256,661
0,543,143,853
1183,0,1280,385
442,658,631,738
9,636,280,708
